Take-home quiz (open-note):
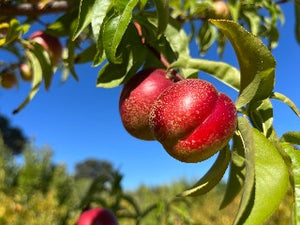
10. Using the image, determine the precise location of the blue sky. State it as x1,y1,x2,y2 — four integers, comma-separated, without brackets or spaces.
0,3,300,190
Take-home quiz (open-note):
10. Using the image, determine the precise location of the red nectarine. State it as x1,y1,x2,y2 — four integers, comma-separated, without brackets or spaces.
77,208,118,225
1,73,17,89
150,79,237,163
119,68,174,140
29,31,62,66
19,63,33,81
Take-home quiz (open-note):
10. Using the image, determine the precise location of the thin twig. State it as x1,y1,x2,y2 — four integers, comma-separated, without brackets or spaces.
133,22,184,82
0,1,71,16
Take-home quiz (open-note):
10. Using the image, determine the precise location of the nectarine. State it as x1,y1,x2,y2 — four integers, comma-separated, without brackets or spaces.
119,68,174,140
77,207,118,225
150,79,237,163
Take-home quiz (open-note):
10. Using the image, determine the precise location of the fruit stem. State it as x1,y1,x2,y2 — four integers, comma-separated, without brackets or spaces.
166,69,184,82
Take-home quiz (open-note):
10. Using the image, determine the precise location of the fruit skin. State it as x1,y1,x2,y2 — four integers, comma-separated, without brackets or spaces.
149,79,237,163
19,63,33,81
77,208,119,225
29,31,62,66
210,0,230,19
1,73,17,89
119,68,174,140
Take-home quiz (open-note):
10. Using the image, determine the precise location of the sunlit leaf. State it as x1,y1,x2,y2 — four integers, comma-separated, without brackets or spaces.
197,20,217,55
235,124,290,225
178,145,231,197
281,142,300,224
153,0,169,37
248,99,274,137
280,132,300,145
0,19,29,46
91,0,111,40
97,23,147,87
220,134,245,209
228,0,241,22
295,2,300,44
243,10,261,36
210,20,276,108
271,92,300,118
73,0,94,40
217,30,226,58
169,56,240,90
65,39,79,81
47,10,78,37
102,0,139,63
74,44,97,64
163,19,190,57
26,41,53,90
13,50,42,114
233,117,255,225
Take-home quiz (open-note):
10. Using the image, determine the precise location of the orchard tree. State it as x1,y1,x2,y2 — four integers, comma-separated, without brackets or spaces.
1,0,300,224
75,159,118,180
0,114,27,154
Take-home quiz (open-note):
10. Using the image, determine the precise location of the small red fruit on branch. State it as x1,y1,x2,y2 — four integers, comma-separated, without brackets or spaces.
19,63,33,81
209,0,230,19
77,207,119,225
119,68,174,140
29,31,62,66
149,79,237,163
0,72,17,89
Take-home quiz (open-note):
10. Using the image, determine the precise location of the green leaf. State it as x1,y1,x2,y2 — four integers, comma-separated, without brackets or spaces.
163,19,190,57
73,0,94,40
295,2,300,44
271,92,300,118
281,142,300,224
210,20,276,108
96,61,128,88
91,0,111,40
248,99,274,137
228,0,241,22
1,19,29,46
137,15,180,70
169,56,240,90
197,20,217,56
233,117,255,225
97,23,147,88
47,10,78,37
74,44,97,64
235,126,290,225
178,145,231,197
102,0,139,64
242,10,261,36
217,30,226,58
220,134,245,209
13,50,42,114
26,41,54,90
65,39,79,81
153,0,169,37
280,132,300,145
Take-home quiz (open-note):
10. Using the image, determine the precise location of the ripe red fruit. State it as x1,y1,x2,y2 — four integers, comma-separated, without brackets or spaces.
149,79,237,163
19,63,33,81
29,31,62,66
210,0,230,19
119,68,174,140
77,208,118,225
1,73,17,89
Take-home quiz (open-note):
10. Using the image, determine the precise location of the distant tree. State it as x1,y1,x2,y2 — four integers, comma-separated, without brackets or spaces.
0,114,27,154
75,159,117,181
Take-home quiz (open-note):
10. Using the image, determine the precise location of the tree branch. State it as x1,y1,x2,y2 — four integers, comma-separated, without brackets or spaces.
0,1,71,16
133,22,184,82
